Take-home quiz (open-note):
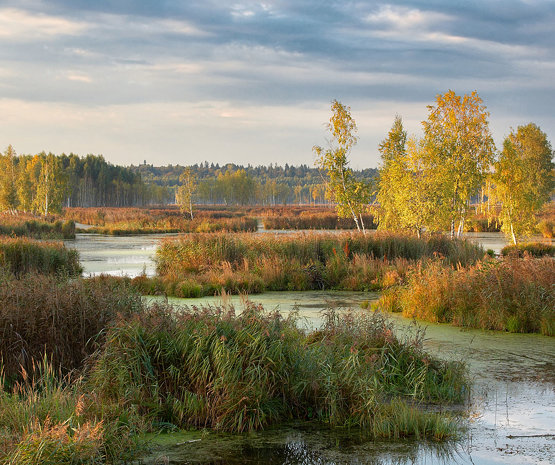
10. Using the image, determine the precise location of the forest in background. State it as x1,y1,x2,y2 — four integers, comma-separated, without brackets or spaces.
0,148,378,213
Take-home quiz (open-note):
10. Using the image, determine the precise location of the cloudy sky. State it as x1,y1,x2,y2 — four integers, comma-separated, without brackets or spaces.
1,0,554,168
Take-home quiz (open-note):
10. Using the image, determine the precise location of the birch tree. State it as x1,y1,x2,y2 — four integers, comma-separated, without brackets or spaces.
423,90,495,237
314,100,370,233
494,123,554,244
176,167,196,219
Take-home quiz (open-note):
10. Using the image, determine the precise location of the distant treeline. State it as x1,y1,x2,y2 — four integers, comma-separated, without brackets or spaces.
0,148,172,213
0,147,378,212
131,162,378,205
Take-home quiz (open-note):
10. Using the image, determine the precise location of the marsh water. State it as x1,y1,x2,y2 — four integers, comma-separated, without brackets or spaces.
64,233,555,464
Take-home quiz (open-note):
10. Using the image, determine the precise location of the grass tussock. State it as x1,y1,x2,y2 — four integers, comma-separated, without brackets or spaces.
378,256,555,335
90,304,466,438
501,242,555,257
0,274,143,381
0,237,81,277
149,232,484,297
0,214,75,239
0,360,139,465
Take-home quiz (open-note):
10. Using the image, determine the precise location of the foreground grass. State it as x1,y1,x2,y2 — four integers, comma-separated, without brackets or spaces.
0,281,468,463
378,256,555,336
0,274,143,381
90,304,466,436
0,237,81,277
146,232,484,297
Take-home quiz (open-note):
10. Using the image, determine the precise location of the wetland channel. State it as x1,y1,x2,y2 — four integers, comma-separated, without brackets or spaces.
64,233,555,465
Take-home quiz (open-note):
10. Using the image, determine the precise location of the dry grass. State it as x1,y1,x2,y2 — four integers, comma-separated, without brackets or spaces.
0,237,81,277
378,256,555,335
0,274,143,380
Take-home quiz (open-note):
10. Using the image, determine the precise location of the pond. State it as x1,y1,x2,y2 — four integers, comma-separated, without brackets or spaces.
63,233,554,464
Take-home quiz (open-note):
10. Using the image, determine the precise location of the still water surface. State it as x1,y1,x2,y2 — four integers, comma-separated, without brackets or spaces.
64,233,554,464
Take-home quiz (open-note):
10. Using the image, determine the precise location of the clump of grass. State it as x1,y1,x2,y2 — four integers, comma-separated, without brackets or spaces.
0,273,143,381
0,214,75,239
501,242,555,257
0,359,139,464
151,232,484,297
378,257,555,335
0,237,81,277
150,233,484,296
90,303,467,438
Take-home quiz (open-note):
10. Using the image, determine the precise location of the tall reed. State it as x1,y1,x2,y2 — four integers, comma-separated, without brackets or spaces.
0,274,143,380
0,215,75,239
263,213,376,230
151,232,484,296
378,256,555,335
0,237,81,277
90,303,467,438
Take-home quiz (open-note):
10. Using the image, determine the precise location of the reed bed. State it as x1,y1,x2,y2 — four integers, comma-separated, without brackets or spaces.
84,217,258,235
0,214,75,239
0,282,468,463
501,242,555,257
378,256,555,335
263,213,376,230
0,237,81,277
0,274,143,380
90,304,467,437
65,206,257,235
149,232,484,297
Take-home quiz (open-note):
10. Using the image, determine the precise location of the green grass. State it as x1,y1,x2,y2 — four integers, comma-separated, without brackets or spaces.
378,256,555,335
0,282,469,463
0,237,81,277
90,304,467,437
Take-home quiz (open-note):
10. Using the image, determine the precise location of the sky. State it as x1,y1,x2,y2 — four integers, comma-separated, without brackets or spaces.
0,0,554,169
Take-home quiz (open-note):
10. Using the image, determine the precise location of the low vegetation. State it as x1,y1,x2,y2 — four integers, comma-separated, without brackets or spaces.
65,206,258,234
378,256,555,336
501,242,555,257
263,213,376,230
148,232,484,297
0,214,75,239
0,237,81,277
91,304,466,436
0,273,143,380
